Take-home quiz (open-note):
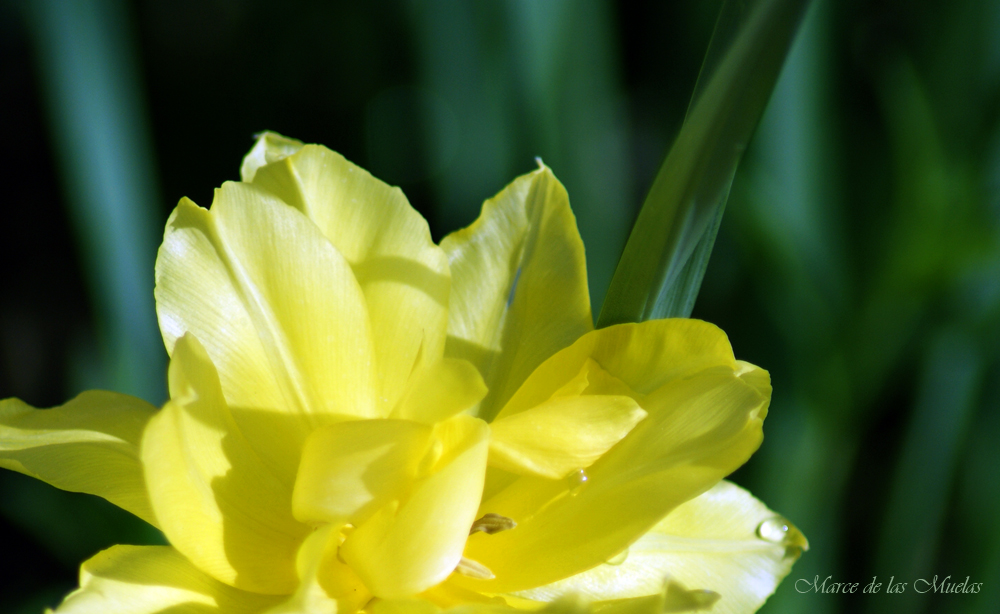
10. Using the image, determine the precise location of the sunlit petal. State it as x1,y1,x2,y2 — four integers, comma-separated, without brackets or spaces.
263,524,370,614
156,182,378,479
518,480,806,614
459,320,767,592
52,545,282,614
293,420,435,526
342,416,490,598
489,395,646,479
591,581,721,614
392,358,488,424
496,319,736,420
240,131,304,183
249,139,451,413
142,334,308,594
0,392,158,527
155,182,377,422
442,165,592,421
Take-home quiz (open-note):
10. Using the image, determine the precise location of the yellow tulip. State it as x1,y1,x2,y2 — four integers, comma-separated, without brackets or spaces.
0,132,806,614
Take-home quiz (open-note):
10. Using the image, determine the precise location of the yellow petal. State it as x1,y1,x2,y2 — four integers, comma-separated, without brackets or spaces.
458,320,768,593
377,590,716,614
518,481,806,614
548,359,637,401
734,359,772,400
142,334,308,594
263,524,370,614
391,358,488,424
52,545,282,614
375,593,596,614
0,391,158,527
495,320,736,420
341,416,490,598
250,141,450,413
488,395,646,479
240,131,304,182
419,577,514,609
156,182,378,478
594,365,768,478
156,182,377,419
442,165,593,421
593,581,720,614
293,420,435,526
593,594,664,614
371,599,442,614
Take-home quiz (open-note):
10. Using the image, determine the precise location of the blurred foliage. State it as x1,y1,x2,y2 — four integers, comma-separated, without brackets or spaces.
1,1,999,613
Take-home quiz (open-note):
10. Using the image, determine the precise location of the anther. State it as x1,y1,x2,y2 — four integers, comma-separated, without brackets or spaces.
469,513,517,536
455,556,495,580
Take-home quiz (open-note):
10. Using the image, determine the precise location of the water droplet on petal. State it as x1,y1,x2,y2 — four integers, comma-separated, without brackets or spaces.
756,516,809,550
756,517,788,542
567,469,589,495
605,548,629,566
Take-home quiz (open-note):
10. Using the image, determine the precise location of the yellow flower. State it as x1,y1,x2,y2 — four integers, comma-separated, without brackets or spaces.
0,132,806,614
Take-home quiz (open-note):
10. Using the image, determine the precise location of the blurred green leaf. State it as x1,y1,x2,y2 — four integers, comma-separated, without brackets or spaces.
24,0,165,404
406,0,515,233
598,0,810,326
867,329,981,613
505,0,632,318
955,364,1000,614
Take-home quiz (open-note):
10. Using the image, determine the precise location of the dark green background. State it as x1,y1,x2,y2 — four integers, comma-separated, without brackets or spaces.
1,1,998,613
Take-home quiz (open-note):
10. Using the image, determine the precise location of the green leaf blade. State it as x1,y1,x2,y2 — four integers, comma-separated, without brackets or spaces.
598,0,811,326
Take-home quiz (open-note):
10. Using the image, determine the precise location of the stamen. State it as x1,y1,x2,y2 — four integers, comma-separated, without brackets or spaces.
469,513,517,535
455,556,495,580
